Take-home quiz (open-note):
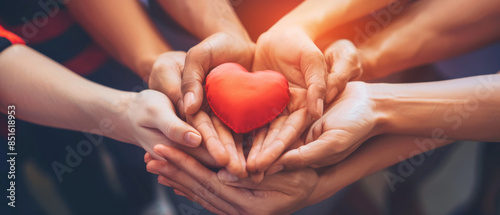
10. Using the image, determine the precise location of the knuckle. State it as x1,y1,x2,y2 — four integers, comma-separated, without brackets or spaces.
166,122,183,138
196,119,213,132
283,122,300,136
296,147,308,169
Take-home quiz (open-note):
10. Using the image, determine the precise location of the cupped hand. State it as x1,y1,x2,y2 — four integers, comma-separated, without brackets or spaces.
245,27,327,179
267,81,383,173
253,26,327,119
181,32,255,115
146,145,319,215
245,84,312,181
148,51,247,177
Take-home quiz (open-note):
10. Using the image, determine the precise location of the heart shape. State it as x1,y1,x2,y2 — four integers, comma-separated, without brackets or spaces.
205,63,290,133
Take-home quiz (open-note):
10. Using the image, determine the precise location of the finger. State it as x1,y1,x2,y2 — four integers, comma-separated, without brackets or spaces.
173,145,219,168
151,52,186,112
235,134,249,179
159,177,228,215
304,119,324,144
271,132,340,170
154,145,243,210
247,116,286,173
211,116,244,177
158,176,191,201
246,126,269,173
324,40,362,103
218,168,305,194
144,152,153,163
188,111,229,166
254,108,310,172
159,174,229,215
248,117,286,173
301,48,327,119
182,43,212,115
250,171,265,183
155,102,202,147
146,160,165,175
137,131,170,161
174,189,189,198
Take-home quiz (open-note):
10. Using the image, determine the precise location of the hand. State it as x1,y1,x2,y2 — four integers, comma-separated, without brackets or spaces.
245,27,328,180
149,51,247,177
146,145,319,215
181,32,255,115
114,89,202,160
245,40,364,179
253,26,327,119
245,84,312,181
323,39,363,102
267,81,383,172
148,51,187,116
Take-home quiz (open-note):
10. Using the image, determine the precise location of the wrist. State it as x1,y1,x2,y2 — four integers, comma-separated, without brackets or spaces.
357,46,381,81
135,55,158,82
365,83,393,136
86,89,138,144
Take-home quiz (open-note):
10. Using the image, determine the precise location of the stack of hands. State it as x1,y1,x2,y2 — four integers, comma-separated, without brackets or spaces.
3,0,499,214
143,30,372,213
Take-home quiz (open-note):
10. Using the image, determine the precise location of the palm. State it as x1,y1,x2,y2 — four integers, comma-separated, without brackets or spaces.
253,30,317,88
303,82,377,167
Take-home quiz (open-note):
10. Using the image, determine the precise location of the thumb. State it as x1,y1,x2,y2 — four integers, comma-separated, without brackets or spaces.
182,46,210,115
156,104,202,147
324,39,362,103
269,138,331,172
301,49,327,119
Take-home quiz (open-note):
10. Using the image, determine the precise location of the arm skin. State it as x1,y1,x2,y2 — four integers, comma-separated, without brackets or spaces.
66,0,171,80
359,0,500,79
374,74,500,141
271,0,400,40
307,135,453,206
0,45,206,160
269,75,500,172
157,0,249,40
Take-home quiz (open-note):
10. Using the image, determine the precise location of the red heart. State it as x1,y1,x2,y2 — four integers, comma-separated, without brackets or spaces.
205,63,290,133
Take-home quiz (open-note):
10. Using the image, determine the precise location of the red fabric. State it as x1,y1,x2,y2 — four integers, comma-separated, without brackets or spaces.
62,43,108,76
0,25,25,45
7,10,74,44
205,63,290,133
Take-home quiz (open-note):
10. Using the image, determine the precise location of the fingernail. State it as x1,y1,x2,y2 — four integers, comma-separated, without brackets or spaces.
184,92,195,111
266,165,284,176
317,98,324,116
184,132,201,147
218,170,239,183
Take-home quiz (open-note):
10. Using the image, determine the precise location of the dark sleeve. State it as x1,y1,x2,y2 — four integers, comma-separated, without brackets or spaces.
0,25,25,52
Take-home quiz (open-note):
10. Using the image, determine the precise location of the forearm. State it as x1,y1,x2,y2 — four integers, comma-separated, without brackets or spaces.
308,135,452,205
66,0,171,80
158,0,249,40
360,0,500,79
271,0,399,39
0,45,135,143
371,74,500,141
